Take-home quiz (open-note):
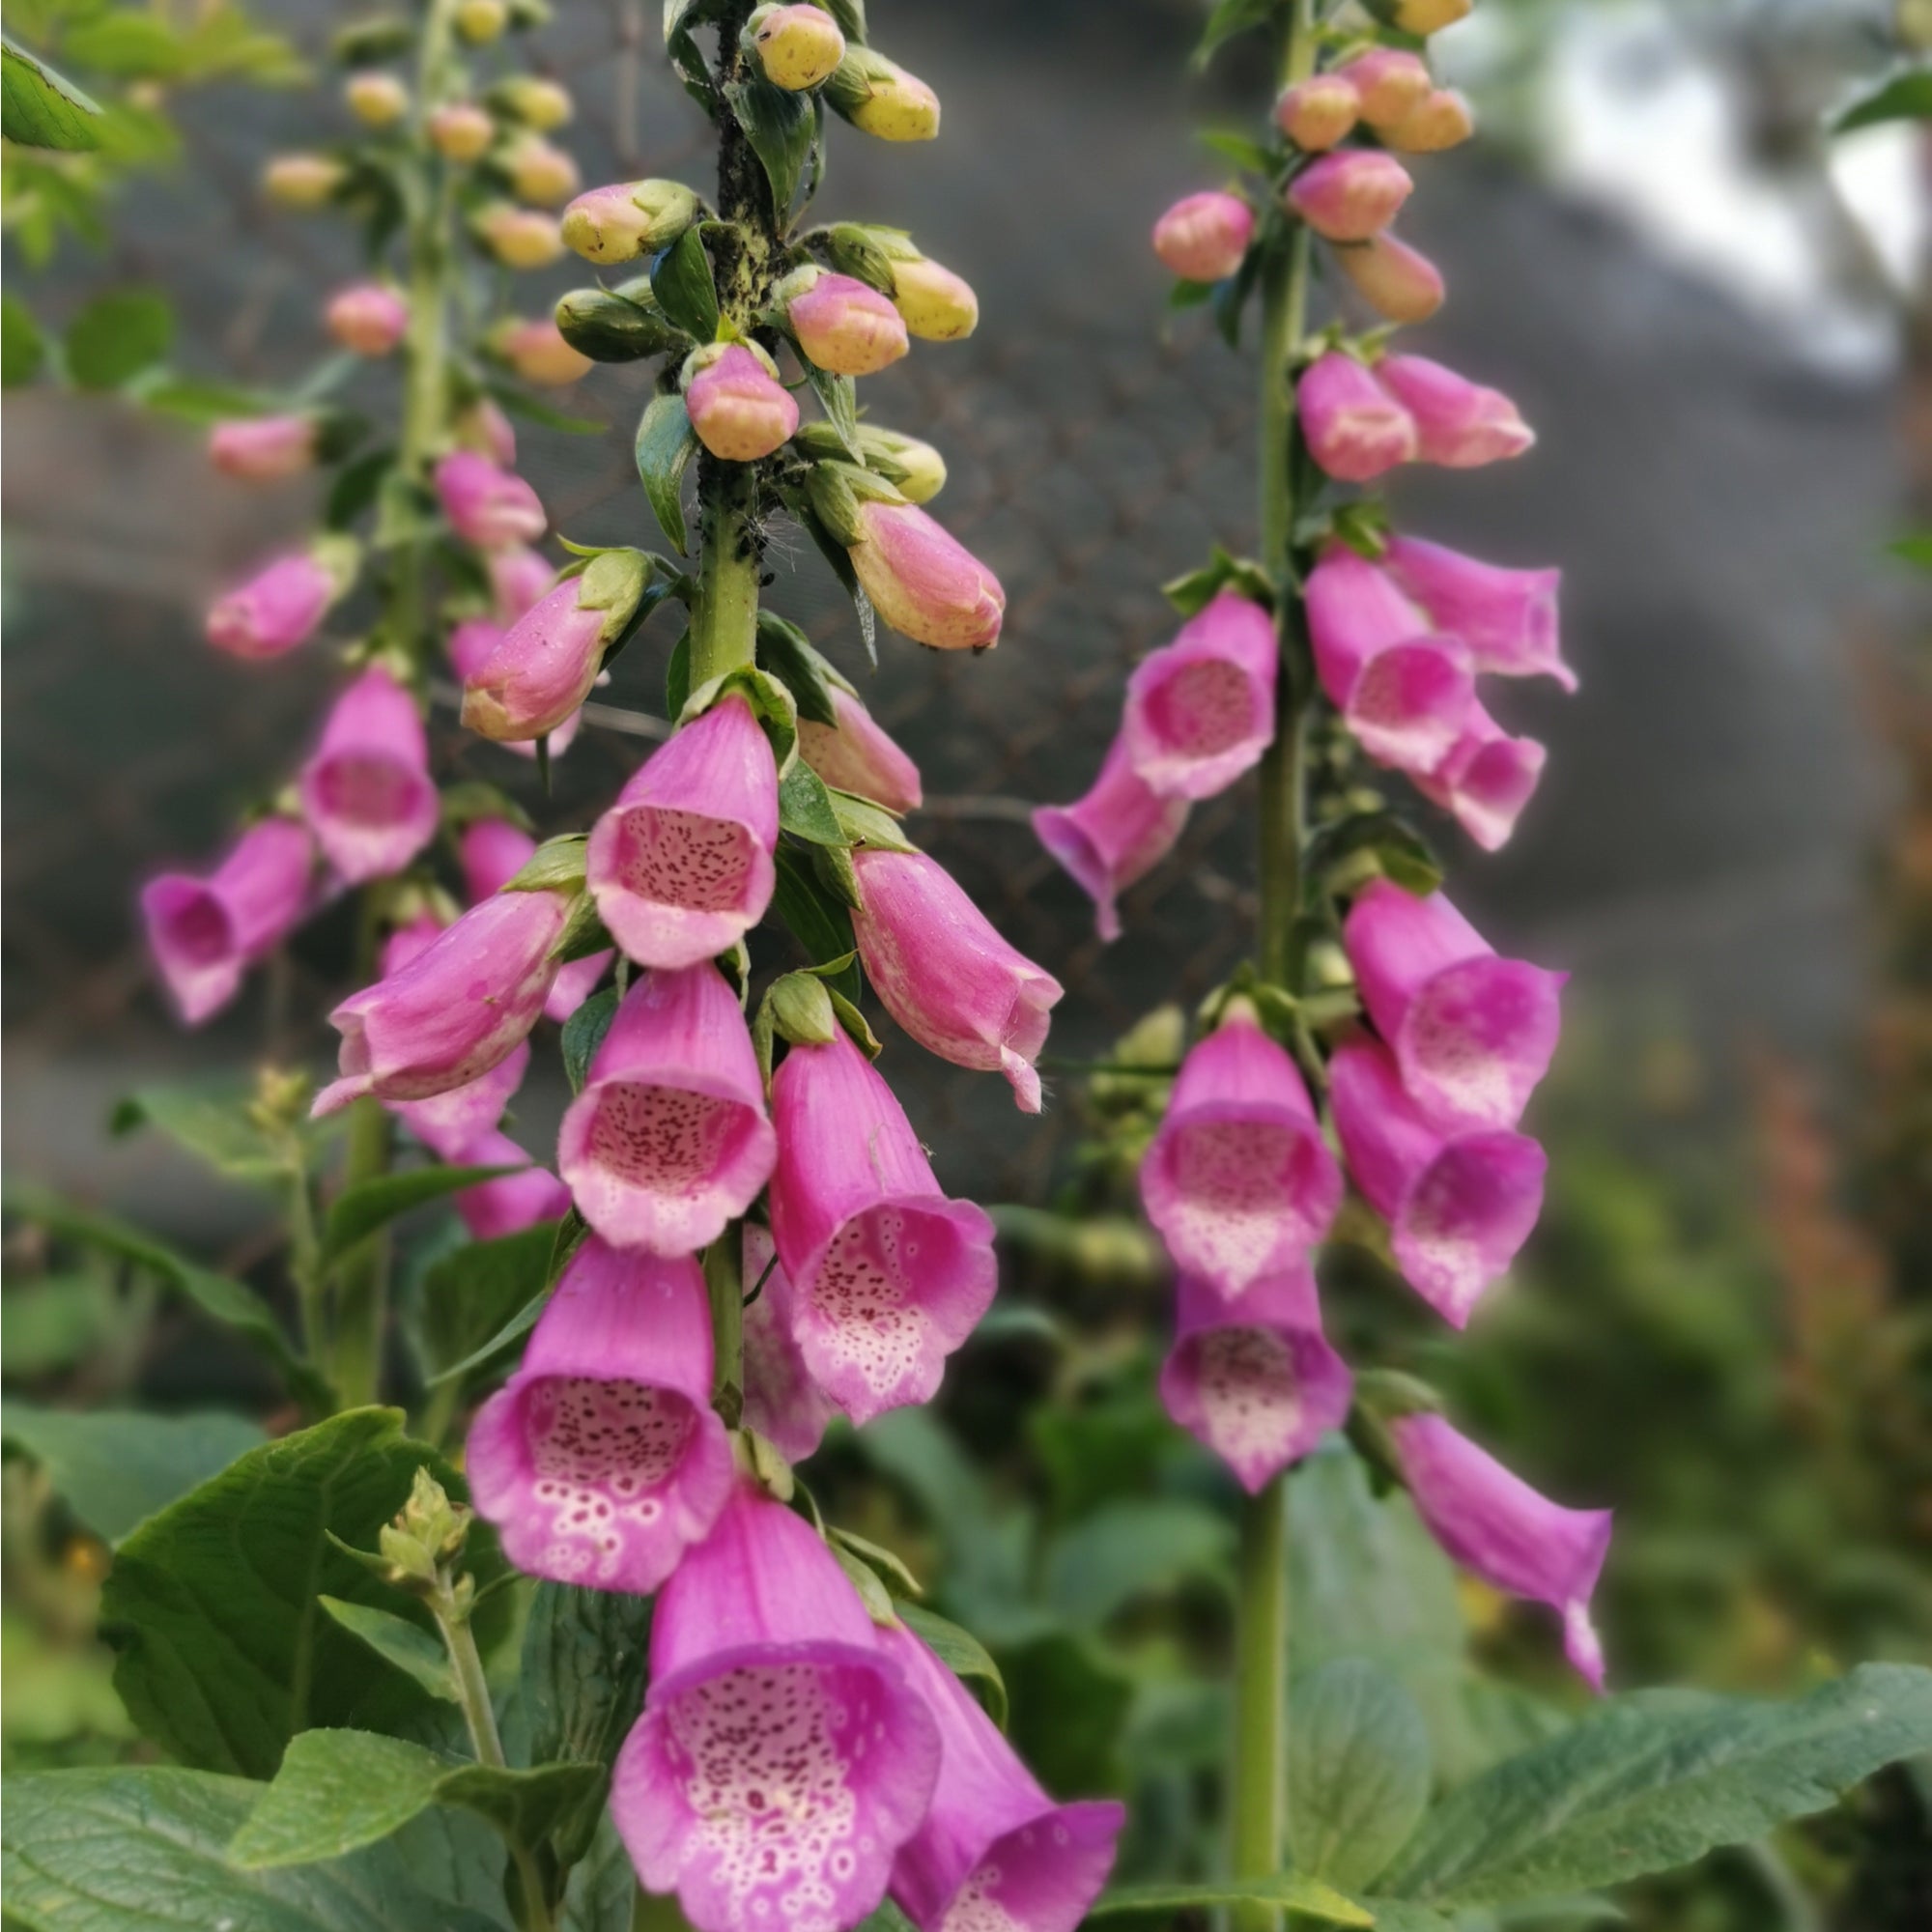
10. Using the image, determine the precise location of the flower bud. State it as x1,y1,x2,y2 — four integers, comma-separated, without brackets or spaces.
1384,88,1475,154
1376,355,1534,468
346,71,409,127
559,178,700,265
299,667,439,885
781,266,909,376
1274,74,1360,152
437,449,547,548
884,252,978,341
749,3,847,91
849,498,1004,649
475,203,566,270
505,133,580,206
209,413,317,482
455,0,508,43
428,100,496,161
682,341,799,462
447,617,583,760
799,685,923,812
492,74,572,128
1392,0,1473,35
1286,150,1413,242
456,396,518,467
1337,49,1433,128
497,315,593,385
1336,230,1445,324
263,154,346,209
326,281,409,355
1297,351,1418,482
206,547,350,660
858,425,946,502
1151,190,1255,283
826,46,940,141
554,280,687,361
489,543,555,624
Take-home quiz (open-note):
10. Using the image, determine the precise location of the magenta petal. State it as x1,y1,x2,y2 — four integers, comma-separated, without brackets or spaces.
1382,535,1570,690
1139,1014,1341,1300
454,1129,573,1238
557,963,777,1254
1375,355,1536,470
1297,352,1418,482
1122,591,1278,801
205,553,335,660
435,449,547,550
545,950,613,1021
390,1037,531,1158
741,1223,840,1462
460,818,538,900
587,694,780,970
770,1030,997,1426
462,580,608,743
469,1236,733,1591
1343,637,1477,772
298,668,439,886
799,686,923,814
1032,731,1190,943
1414,703,1548,851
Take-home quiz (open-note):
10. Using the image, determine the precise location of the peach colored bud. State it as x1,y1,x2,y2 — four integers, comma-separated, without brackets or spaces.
1286,151,1413,242
263,154,346,208
455,0,508,44
477,205,566,269
327,282,409,355
850,500,1004,650
1384,89,1476,154
429,101,496,161
1151,191,1255,283
209,414,317,482
1275,74,1360,152
1338,48,1433,128
1337,231,1446,324
506,135,581,207
496,75,573,129
457,397,519,467
560,179,700,265
783,269,908,376
887,255,978,342
682,343,799,462
1394,0,1473,34
499,316,593,386
346,71,409,128
751,4,847,91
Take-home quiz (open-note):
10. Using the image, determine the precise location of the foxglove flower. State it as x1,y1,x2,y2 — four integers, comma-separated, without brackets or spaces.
741,1223,839,1463
1159,1271,1353,1494
209,414,316,481
1337,231,1445,325
1329,1032,1546,1327
455,583,607,747
799,686,923,813
435,449,546,549
1286,151,1412,242
831,47,942,143
313,887,572,1114
769,1028,997,1426
1122,591,1278,801
849,848,1063,1112
1275,74,1359,152
1376,357,1535,469
1382,536,1571,689
1337,48,1432,128
1033,732,1189,943
1344,879,1564,1132
141,817,314,1025
455,1130,573,1239
392,1042,531,1162
784,268,909,377
327,282,409,356
500,316,593,386
489,544,555,624
586,694,779,970
1140,1010,1341,1301
298,667,438,885
448,618,583,759
460,816,613,1022
469,1236,733,1590
1392,1412,1612,1690
683,343,799,463
1297,353,1418,484
557,963,777,1255
611,1482,942,1932
560,179,700,265
205,552,338,661
884,1619,1124,1932
850,500,1005,650
1151,190,1254,283
1415,703,1548,852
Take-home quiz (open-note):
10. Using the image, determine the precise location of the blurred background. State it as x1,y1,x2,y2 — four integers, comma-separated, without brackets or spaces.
4,1,1930,1924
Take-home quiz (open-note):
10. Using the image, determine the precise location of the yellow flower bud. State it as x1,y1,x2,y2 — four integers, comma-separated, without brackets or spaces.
887,254,978,341
476,204,566,270
496,74,573,129
1383,88,1476,154
497,316,594,386
1394,0,1474,35
828,47,939,142
455,0,508,44
346,71,409,128
263,154,347,209
750,4,847,92
506,134,581,206
428,101,496,162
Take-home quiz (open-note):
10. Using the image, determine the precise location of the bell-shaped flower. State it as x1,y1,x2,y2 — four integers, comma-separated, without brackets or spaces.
784,268,909,377
469,1236,734,1591
849,848,1064,1112
1337,48,1432,128
391,1041,530,1161
1329,1032,1546,1328
1286,151,1413,242
1414,703,1548,852
557,962,777,1255
1376,356,1534,469
1122,591,1278,801
460,816,614,1022
741,1223,839,1463
1139,1009,1341,1301
380,910,446,978
141,817,314,1025
1158,1270,1351,1495
884,1618,1124,1932
1336,230,1444,325
850,499,1005,650
611,1481,942,1932
205,552,338,661
209,414,317,481
298,668,438,885
683,342,799,463
1033,731,1189,943
455,1130,573,1239
451,602,592,753
1274,74,1360,152
1151,190,1255,283
435,448,546,549
1391,1412,1612,1690
586,693,779,970
313,887,572,1115
327,282,409,356
1344,880,1564,1133
799,686,923,813
1297,353,1418,484
489,544,555,624
1382,535,1570,689
770,1029,997,1426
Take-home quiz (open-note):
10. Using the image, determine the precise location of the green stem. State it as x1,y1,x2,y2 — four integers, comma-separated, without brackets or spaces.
1231,1478,1292,1932
330,1095,394,1407
704,1235,745,1429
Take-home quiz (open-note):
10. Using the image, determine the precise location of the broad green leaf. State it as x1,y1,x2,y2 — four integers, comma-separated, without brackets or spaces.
327,447,394,530
317,1597,458,1703
1191,0,1274,70
414,1223,561,1387
770,845,860,1001
1833,69,1932,134
635,392,699,554
1288,1660,1433,1893
1,1406,263,1545
0,1765,507,1931
1199,128,1276,174
1042,1498,1234,1629
1303,810,1442,899
109,1081,298,1184
803,361,862,460
562,988,622,1094
1,1267,122,1376
896,1604,1007,1729
322,1163,523,1268
486,382,605,436
649,228,720,344
724,74,816,218
0,33,101,151
2,293,45,384
1090,1874,1371,1923
829,790,917,855
779,759,847,845
425,1208,582,1389
65,288,173,390
754,611,843,725
438,1762,607,1853
1380,1663,1932,1909
228,1729,448,1869
128,372,277,421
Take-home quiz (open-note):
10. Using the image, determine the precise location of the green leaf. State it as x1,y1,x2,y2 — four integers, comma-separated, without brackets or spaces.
1380,1663,1932,1909
770,845,859,1000
443,1761,608,1856
0,1766,507,1932
781,482,877,665
755,612,844,725
1042,1499,1234,1630
109,1081,298,1184
424,1211,582,1390
1887,532,1932,572
327,447,395,530
1304,810,1443,900
635,392,699,554
779,759,848,846
724,74,816,219
650,228,721,344
829,790,917,855
896,1604,1006,1729
2,293,45,385
803,361,863,461
1833,68,1932,134
65,288,174,391
414,1222,561,1391
1090,1874,1372,1923
129,372,278,422
562,988,622,1095
1,1406,264,1545
1,33,102,151
227,1729,449,1869
322,1163,524,1269
317,1598,458,1703
1288,1660,1433,1893
1199,128,1277,174
1191,0,1274,70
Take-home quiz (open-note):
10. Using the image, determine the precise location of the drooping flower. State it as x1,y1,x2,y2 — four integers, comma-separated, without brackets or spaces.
1159,1270,1353,1494
1414,702,1548,852
298,667,439,886
769,1028,997,1427
1274,74,1360,152
883,1619,1125,1932
849,847,1064,1112
752,4,848,91
435,449,547,549
391,1040,531,1162
1328,1032,1547,1328
1151,190,1255,283
1381,535,1570,689
849,499,1005,650
459,816,614,1023
1139,1009,1341,1301
1391,1411,1612,1690
454,1130,574,1239
326,282,409,356
1336,230,1445,325
209,414,317,481
798,686,923,813
740,1223,839,1463
1296,353,1419,484
458,579,611,744
1343,879,1565,1132
611,1481,942,1932
468,1236,734,1591
447,616,584,761
586,693,780,970
784,268,909,378
1122,591,1279,802
557,963,777,1255
1032,731,1190,943
205,552,339,661
1285,150,1413,242
140,817,314,1026
683,342,800,463
1376,357,1535,469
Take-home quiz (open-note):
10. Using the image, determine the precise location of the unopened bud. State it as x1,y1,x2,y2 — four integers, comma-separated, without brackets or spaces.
554,279,688,360
505,133,580,206
1336,230,1445,324
1338,48,1433,129
428,100,496,160
878,247,978,342
346,71,409,127
560,178,699,265
327,281,409,355
1275,74,1360,152
749,4,847,90
1151,190,1255,282
475,203,566,269
209,413,318,482
683,341,800,462
496,315,593,385
455,0,508,44
826,46,940,141
491,74,573,129
263,153,347,209
779,265,909,376
1286,150,1413,242
456,396,519,467
1391,0,1473,34
1384,88,1475,154
858,426,946,503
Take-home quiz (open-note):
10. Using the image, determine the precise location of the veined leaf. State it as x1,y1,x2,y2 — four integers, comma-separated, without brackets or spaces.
321,1163,525,1267
1,33,102,151
1090,1874,1371,1923
1288,1660,1433,1893
636,392,699,554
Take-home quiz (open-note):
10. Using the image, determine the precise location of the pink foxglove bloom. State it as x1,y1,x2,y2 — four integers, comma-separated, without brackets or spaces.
611,1482,942,1932
1140,1011,1341,1301
1376,356,1535,469
1033,732,1189,943
741,1223,839,1463
1329,1032,1546,1327
392,1041,530,1161
205,553,337,661
1337,48,1432,128
460,816,614,1022
1337,231,1445,325
798,686,923,813
1297,353,1419,484
381,909,447,979
1286,151,1413,242
884,1619,1124,1932
1344,879,1564,1132
1392,1412,1612,1690
1159,1270,1351,1494
1382,535,1571,689
1415,703,1548,852
1122,591,1278,801
557,963,777,1255
683,343,799,462
453,592,596,750
586,694,779,970
209,414,316,481
769,1029,998,1426
1275,73,1360,152
849,847,1064,1112
489,544,556,624
469,1236,734,1590
435,449,547,549
455,1131,573,1240
298,668,439,885
850,499,1006,651
141,817,314,1025
786,270,909,378
327,282,409,355
1151,190,1254,283
313,887,571,1115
